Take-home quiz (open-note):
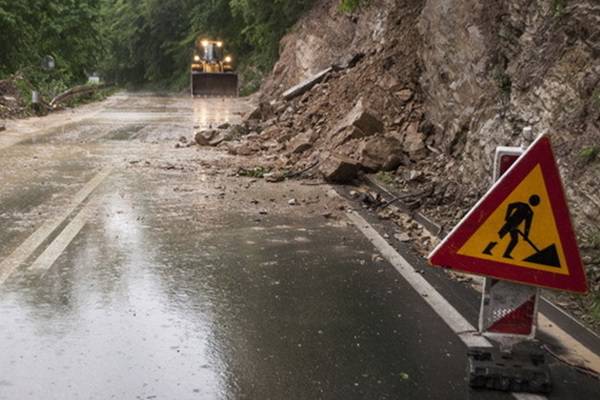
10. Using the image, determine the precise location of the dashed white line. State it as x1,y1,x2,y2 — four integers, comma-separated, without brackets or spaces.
29,204,90,274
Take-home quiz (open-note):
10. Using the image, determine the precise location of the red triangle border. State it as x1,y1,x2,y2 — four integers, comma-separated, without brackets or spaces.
429,135,588,293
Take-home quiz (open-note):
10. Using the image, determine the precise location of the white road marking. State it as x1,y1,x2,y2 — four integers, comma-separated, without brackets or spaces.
0,167,111,285
344,210,548,400
345,211,491,349
29,204,90,274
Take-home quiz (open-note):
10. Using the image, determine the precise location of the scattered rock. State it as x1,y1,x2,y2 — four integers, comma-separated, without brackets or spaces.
195,129,219,146
217,122,231,130
394,233,411,242
0,125,5,132
394,89,413,103
402,122,427,160
179,136,188,143
288,129,317,154
265,172,285,183
319,155,359,183
246,101,273,120
288,198,297,206
227,142,258,156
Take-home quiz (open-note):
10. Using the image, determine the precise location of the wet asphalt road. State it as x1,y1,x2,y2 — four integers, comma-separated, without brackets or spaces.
0,93,596,399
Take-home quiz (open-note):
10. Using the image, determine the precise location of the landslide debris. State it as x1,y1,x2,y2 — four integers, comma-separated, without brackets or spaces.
197,0,600,331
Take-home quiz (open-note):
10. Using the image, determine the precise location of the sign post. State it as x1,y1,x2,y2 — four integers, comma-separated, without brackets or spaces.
428,134,588,393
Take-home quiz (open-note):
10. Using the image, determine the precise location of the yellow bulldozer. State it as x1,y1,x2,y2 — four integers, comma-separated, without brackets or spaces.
191,38,238,97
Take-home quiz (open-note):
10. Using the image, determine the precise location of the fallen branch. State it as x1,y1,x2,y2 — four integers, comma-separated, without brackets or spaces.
50,84,105,108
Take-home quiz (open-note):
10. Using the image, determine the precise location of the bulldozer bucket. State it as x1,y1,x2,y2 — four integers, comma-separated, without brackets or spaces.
191,72,238,97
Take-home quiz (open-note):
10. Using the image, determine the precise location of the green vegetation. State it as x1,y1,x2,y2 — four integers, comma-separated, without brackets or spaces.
99,0,317,92
494,68,512,97
4,1,376,96
1,0,316,94
376,171,396,186
589,230,600,250
593,88,600,109
339,0,369,13
552,0,567,17
579,146,599,164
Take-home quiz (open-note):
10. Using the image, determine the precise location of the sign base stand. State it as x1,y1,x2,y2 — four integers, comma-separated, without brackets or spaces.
467,347,552,394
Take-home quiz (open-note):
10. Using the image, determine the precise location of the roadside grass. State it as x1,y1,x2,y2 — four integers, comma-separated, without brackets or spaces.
376,171,396,186
579,146,599,164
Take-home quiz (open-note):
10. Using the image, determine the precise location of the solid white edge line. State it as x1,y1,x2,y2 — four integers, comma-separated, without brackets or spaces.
345,211,491,349
344,210,548,400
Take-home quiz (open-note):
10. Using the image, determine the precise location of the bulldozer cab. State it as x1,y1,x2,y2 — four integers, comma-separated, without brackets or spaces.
191,38,238,97
195,39,224,63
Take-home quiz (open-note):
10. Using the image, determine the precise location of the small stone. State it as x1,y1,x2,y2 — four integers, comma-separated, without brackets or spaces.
259,209,268,215
394,233,411,242
288,198,297,206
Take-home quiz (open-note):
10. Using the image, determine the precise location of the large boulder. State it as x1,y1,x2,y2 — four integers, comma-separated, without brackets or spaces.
287,129,318,154
194,129,219,146
331,98,384,146
358,136,405,171
319,155,360,183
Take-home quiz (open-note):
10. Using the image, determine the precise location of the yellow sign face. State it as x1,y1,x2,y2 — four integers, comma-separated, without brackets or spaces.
458,164,568,275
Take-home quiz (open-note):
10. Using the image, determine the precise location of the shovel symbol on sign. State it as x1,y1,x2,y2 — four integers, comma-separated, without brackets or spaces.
482,195,560,268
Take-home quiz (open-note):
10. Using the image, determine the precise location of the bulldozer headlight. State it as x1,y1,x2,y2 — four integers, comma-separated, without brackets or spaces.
193,55,201,62
225,56,232,63
216,41,223,47
201,40,209,47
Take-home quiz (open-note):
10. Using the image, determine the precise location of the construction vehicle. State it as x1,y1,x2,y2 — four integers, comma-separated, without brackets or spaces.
191,38,238,97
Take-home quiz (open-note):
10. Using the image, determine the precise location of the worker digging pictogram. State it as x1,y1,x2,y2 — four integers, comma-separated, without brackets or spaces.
482,194,560,268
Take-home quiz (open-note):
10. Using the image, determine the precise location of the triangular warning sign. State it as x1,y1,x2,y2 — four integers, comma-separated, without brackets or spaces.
429,135,588,293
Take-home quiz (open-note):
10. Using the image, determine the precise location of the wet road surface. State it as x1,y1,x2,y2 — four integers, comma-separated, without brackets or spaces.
0,93,598,399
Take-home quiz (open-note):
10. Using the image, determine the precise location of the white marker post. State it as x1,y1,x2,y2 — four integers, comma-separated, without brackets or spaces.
479,146,540,350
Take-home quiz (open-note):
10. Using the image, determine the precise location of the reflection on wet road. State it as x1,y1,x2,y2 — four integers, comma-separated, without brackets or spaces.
0,93,566,399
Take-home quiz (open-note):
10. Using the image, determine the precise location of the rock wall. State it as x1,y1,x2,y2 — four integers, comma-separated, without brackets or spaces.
419,0,600,232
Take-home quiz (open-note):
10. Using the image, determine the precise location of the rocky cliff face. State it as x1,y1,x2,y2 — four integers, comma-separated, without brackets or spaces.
419,0,600,230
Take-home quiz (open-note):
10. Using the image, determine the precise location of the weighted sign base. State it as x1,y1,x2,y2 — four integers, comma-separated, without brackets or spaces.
467,347,552,394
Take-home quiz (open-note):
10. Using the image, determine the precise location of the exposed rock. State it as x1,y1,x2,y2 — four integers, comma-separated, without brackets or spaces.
228,141,260,156
287,129,317,154
334,98,384,137
394,89,413,103
217,122,231,130
195,129,219,146
246,101,273,120
319,155,359,183
0,125,5,132
402,123,427,160
358,136,404,171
